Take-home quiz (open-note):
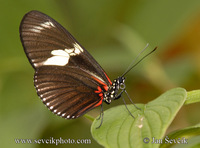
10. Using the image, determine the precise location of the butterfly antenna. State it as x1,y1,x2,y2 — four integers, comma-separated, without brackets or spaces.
121,44,157,77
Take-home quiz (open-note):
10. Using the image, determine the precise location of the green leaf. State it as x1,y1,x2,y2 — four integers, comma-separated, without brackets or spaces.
91,88,186,148
160,123,200,148
185,89,200,105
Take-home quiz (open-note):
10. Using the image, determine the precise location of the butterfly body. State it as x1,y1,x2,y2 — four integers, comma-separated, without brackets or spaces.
103,76,126,104
20,10,126,120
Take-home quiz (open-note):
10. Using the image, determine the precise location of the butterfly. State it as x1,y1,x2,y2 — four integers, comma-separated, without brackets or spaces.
20,10,156,127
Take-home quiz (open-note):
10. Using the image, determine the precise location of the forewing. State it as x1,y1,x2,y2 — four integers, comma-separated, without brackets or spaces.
20,10,111,85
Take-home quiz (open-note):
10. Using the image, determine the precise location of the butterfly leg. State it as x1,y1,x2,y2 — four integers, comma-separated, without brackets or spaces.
96,103,103,120
114,89,125,100
122,96,135,118
124,90,141,110
96,104,104,129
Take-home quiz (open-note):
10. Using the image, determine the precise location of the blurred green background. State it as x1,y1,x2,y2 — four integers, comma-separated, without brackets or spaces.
1,0,200,147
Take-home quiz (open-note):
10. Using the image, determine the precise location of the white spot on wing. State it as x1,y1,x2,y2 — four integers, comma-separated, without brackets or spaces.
32,26,44,33
62,113,66,117
30,28,41,33
51,50,69,56
40,21,55,28
34,26,43,30
43,43,84,66
65,48,74,53
74,43,84,53
43,49,69,66
30,21,55,34
33,63,41,67
43,55,69,66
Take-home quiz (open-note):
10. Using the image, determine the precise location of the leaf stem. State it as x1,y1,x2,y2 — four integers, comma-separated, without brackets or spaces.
185,89,200,105
84,114,95,122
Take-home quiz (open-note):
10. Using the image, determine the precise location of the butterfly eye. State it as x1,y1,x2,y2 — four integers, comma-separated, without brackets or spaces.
120,83,126,90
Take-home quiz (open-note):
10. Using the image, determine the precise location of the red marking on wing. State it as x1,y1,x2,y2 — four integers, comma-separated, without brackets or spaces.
93,82,104,107
91,76,108,91
104,72,112,85
94,97,103,107
94,86,102,93
91,74,112,107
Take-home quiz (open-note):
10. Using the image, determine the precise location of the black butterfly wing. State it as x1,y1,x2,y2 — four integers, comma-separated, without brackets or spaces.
20,10,112,118
34,66,104,118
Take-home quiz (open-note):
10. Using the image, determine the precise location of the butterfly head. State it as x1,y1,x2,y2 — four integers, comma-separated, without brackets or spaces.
103,76,126,104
